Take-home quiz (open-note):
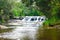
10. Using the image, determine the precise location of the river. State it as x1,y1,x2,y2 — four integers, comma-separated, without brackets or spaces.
0,24,39,40
0,16,45,40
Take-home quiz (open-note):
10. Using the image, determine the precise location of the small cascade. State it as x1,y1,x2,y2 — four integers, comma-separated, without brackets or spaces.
0,16,46,40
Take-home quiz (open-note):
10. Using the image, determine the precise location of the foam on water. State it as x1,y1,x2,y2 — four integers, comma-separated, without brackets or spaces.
0,25,39,40
0,16,46,40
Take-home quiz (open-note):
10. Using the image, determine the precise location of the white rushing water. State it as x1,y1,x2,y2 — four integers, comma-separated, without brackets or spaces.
0,25,39,40
0,16,46,40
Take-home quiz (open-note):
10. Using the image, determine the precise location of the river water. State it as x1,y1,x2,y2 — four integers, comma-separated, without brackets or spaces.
0,16,46,40
0,25,39,40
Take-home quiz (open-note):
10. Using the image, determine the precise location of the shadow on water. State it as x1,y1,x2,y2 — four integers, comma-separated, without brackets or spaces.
0,28,13,33
0,28,14,40
0,38,13,40
36,25,60,40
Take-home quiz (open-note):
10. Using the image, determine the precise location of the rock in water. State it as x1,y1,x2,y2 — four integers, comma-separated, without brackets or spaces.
0,25,8,29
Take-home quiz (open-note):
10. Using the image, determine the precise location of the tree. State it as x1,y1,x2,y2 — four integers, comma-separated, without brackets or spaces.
0,0,15,23
21,0,60,25
35,0,60,25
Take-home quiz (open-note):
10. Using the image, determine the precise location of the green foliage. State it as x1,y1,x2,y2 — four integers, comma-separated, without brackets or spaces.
21,0,60,25
22,0,33,7
0,0,60,25
24,7,44,16
11,2,27,17
0,0,12,23
29,8,44,16
36,0,60,25
11,2,43,16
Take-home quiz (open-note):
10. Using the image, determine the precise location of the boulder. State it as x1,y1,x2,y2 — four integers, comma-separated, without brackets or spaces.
0,25,8,29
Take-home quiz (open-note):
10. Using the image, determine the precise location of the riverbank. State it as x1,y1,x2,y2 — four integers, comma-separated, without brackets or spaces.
37,24,60,40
